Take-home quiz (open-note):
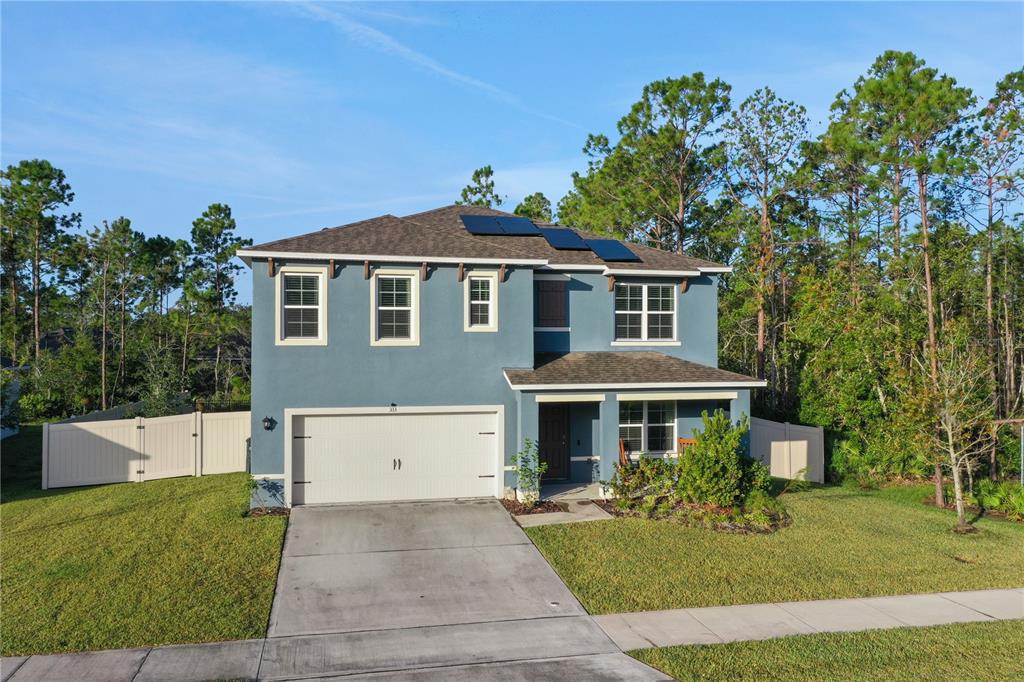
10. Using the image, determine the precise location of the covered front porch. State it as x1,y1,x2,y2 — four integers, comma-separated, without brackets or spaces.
505,352,765,494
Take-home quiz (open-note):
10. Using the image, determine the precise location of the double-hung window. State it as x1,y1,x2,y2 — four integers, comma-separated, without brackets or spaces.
618,401,676,454
614,283,676,342
464,271,498,332
276,266,327,346
371,269,420,346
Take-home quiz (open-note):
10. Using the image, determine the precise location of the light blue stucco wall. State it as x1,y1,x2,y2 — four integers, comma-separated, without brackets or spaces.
247,256,744,505
249,259,534,490
534,273,718,366
516,389,752,489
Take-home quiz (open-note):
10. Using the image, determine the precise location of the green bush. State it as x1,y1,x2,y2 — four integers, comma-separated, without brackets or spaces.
676,410,752,508
604,457,677,508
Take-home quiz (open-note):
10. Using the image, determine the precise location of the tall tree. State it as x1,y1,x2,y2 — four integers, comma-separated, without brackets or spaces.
456,166,503,208
853,52,975,504
0,160,79,362
567,73,731,253
964,69,1024,477
189,204,251,397
514,192,552,222
723,87,808,381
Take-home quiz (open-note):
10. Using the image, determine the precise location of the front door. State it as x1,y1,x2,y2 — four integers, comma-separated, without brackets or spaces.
538,404,569,480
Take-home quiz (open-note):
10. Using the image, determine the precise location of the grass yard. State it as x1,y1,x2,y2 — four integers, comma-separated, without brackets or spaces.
631,620,1024,682
1,426,288,656
525,485,1024,614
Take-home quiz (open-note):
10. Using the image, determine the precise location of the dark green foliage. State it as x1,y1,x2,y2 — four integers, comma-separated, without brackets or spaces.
456,165,503,207
513,192,552,222
676,411,754,507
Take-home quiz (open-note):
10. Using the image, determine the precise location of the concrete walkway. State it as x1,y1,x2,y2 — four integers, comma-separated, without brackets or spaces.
594,588,1024,650
514,498,613,527
4,588,1020,680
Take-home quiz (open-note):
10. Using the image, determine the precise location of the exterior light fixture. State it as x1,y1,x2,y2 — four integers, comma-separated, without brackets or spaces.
262,416,275,431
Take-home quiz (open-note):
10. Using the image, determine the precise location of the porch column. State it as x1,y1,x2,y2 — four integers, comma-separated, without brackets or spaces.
514,392,540,491
598,392,619,483
730,389,752,456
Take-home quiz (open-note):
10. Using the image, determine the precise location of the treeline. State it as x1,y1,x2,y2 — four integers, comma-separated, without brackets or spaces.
462,51,1023,516
1,159,251,421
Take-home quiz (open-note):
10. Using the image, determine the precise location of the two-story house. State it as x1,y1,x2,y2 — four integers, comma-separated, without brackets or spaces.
238,205,764,507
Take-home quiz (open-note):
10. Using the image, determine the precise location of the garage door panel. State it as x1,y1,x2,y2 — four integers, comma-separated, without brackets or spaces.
292,410,498,505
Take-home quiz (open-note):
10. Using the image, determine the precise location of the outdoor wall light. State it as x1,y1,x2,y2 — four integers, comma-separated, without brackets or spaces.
262,416,276,431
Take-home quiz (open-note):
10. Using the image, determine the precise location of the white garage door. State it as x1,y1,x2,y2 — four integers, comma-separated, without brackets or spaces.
292,410,499,505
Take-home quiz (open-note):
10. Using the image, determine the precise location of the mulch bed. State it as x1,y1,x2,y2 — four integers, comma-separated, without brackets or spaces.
501,498,564,515
246,506,291,518
594,498,791,534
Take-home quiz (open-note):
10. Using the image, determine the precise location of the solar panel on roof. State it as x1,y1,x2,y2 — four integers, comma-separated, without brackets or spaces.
539,227,590,250
494,216,541,235
461,215,505,235
585,239,641,262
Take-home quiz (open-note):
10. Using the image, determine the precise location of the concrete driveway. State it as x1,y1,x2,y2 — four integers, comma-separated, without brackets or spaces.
262,498,668,680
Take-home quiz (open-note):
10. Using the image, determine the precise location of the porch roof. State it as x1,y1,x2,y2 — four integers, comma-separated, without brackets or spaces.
503,352,766,391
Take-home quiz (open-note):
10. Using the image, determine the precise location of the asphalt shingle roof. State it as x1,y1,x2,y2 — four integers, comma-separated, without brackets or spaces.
504,352,762,387
248,204,727,273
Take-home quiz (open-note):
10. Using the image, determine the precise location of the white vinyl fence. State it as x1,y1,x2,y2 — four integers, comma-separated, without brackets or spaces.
749,417,825,483
42,411,250,489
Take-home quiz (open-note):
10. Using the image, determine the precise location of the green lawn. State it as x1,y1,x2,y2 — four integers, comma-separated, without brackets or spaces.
631,620,1024,682
525,485,1024,614
1,426,288,656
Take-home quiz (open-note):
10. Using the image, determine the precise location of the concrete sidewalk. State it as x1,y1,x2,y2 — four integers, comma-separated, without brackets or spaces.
593,587,1024,650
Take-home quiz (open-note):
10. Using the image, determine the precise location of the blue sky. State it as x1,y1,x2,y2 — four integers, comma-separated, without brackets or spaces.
3,2,1022,303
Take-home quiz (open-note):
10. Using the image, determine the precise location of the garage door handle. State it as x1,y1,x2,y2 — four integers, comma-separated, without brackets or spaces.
393,458,397,470
398,458,402,470
478,475,494,478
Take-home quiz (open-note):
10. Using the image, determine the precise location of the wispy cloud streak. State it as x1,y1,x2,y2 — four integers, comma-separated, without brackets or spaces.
285,2,583,130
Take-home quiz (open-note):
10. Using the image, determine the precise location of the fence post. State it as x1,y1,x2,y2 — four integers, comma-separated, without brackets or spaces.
41,423,49,490
194,411,203,477
135,416,145,482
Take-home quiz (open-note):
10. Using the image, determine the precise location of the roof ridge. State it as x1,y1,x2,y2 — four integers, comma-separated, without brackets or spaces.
399,206,543,261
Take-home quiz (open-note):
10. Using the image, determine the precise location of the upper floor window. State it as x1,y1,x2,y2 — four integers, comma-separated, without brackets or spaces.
465,271,498,332
275,266,328,346
536,279,568,329
371,269,420,346
614,283,675,342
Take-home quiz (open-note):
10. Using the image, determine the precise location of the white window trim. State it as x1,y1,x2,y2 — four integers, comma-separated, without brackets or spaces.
618,400,677,455
464,270,498,333
614,283,677,343
370,267,420,347
275,265,328,347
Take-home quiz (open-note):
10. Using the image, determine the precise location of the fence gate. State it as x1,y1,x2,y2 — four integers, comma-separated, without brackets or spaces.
749,417,825,483
42,411,250,489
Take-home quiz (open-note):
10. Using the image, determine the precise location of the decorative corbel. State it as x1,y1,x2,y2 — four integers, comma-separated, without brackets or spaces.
363,260,371,280
679,277,689,294
457,263,465,282
607,274,615,292
499,264,507,283
329,259,337,279
267,257,275,278
420,262,429,281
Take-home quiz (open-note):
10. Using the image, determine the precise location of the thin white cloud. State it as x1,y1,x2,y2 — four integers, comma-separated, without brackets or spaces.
283,2,583,130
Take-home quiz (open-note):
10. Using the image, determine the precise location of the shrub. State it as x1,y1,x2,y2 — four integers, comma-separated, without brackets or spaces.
676,410,751,508
511,438,548,507
604,456,677,505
